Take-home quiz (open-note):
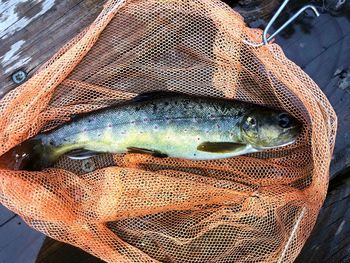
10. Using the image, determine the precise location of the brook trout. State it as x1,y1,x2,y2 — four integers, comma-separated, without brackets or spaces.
1,91,301,171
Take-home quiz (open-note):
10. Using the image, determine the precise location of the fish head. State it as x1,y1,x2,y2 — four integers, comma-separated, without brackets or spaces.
240,109,301,150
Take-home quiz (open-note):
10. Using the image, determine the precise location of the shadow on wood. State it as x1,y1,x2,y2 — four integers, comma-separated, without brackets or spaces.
36,238,104,263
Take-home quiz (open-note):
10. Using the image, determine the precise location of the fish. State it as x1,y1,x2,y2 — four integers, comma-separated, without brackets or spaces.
0,91,301,171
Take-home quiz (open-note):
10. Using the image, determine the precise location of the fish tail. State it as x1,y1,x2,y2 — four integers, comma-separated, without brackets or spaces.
0,138,56,171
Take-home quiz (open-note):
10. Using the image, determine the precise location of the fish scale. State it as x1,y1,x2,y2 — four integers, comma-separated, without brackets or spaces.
45,102,244,159
0,91,301,170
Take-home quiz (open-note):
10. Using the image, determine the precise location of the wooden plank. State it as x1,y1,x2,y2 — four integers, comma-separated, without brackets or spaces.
0,216,45,263
0,1,349,261
0,205,15,226
282,16,350,70
0,1,55,40
296,172,350,262
0,0,105,98
36,238,104,263
0,1,106,262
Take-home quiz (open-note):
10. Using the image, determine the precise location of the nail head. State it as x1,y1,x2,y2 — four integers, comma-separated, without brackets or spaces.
11,70,27,84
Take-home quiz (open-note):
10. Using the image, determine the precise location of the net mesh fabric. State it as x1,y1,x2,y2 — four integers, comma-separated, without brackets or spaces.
0,0,337,262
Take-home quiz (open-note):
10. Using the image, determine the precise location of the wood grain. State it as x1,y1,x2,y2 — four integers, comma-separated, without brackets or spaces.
0,1,349,262
0,216,45,263
0,0,105,97
296,172,350,262
0,1,106,262
0,205,15,226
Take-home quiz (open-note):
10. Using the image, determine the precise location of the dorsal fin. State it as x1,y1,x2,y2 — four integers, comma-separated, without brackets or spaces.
132,91,185,102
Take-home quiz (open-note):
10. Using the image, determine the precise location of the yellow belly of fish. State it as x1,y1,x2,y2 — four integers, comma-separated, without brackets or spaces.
52,127,254,160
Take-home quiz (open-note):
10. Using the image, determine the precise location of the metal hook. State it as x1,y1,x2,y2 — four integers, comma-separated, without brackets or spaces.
245,0,320,47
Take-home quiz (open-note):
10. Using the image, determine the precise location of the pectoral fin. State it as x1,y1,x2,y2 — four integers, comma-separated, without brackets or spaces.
197,142,246,153
66,149,100,160
127,147,168,158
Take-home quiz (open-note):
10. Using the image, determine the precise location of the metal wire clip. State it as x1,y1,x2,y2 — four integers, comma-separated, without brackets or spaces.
245,0,320,47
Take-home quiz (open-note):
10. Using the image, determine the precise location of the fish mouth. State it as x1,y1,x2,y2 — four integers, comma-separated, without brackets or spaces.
281,125,300,135
253,139,296,150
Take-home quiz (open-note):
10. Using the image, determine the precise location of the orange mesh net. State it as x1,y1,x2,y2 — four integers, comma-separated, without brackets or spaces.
0,0,337,262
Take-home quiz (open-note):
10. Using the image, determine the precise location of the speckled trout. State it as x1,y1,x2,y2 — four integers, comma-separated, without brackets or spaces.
1,91,301,171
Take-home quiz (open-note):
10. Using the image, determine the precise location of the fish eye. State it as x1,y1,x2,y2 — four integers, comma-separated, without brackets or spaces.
278,113,291,128
246,116,256,127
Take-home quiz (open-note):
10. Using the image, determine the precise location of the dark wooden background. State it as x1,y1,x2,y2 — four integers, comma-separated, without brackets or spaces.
0,0,349,262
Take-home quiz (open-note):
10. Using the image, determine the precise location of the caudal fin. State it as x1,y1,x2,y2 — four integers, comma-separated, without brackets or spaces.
0,139,54,171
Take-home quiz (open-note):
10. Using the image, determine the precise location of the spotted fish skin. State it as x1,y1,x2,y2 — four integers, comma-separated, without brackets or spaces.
41,93,248,160
1,91,301,170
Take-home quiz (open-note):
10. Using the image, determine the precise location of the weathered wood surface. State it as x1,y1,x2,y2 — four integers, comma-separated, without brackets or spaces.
0,0,349,262
0,205,14,226
296,172,350,262
0,0,105,97
0,1,105,262
0,215,45,263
